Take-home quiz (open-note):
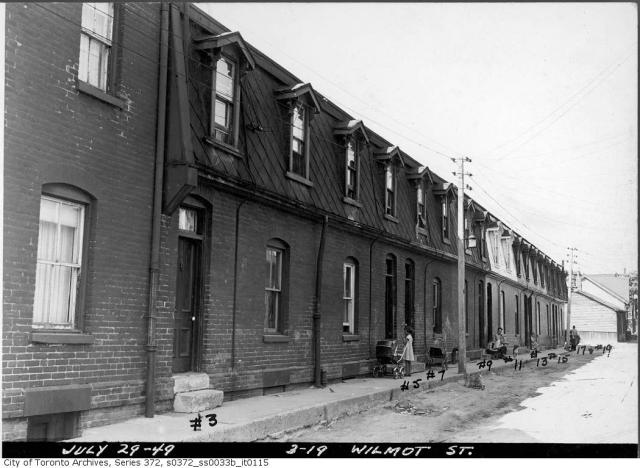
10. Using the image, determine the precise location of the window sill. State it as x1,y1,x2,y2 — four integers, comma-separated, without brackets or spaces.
443,237,451,245
417,227,428,236
204,136,244,158
31,331,95,345
263,334,291,343
384,214,399,223
285,171,313,187
77,81,125,109
465,249,472,256
342,334,360,342
342,196,362,208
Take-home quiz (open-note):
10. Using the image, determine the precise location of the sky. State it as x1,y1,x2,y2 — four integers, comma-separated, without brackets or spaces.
198,2,638,275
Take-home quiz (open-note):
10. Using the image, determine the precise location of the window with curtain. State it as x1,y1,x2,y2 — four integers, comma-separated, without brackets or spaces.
343,260,357,333
290,104,307,177
213,57,236,145
79,3,114,91
33,196,85,328
345,139,358,200
265,246,283,332
441,196,449,240
385,164,395,216
417,183,426,229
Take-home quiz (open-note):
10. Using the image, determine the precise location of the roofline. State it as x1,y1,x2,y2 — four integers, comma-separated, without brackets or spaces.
575,290,626,312
582,275,628,304
188,3,563,268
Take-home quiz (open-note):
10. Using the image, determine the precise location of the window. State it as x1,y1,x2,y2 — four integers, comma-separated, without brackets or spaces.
500,290,505,329
33,196,86,329
532,258,538,284
343,261,357,334
464,218,470,251
265,245,285,332
501,237,511,270
178,207,199,233
513,245,521,276
213,57,237,145
384,255,397,339
546,304,550,336
523,254,529,280
417,183,426,229
479,227,486,257
289,104,309,178
433,278,442,334
441,196,449,240
540,264,545,287
515,295,519,335
537,302,541,335
492,232,500,265
404,260,415,329
79,3,114,91
385,165,396,217
345,139,358,200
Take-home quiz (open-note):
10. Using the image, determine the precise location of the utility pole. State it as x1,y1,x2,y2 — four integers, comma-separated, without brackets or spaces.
565,247,577,343
453,157,472,375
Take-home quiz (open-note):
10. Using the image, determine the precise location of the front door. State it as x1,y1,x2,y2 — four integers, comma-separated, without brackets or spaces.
173,237,201,373
524,295,532,347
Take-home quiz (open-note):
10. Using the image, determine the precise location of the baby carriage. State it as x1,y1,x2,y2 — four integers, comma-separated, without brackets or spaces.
372,339,406,379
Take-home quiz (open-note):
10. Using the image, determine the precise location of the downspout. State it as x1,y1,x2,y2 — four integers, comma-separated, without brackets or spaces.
231,199,249,369
145,2,169,419
313,216,329,387
367,236,381,359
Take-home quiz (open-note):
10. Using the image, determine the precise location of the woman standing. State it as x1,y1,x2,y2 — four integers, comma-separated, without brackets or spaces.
402,325,415,376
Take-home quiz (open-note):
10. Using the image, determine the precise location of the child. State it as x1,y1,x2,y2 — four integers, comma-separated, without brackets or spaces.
402,325,415,376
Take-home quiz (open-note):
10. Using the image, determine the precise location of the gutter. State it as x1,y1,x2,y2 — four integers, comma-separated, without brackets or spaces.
145,2,169,419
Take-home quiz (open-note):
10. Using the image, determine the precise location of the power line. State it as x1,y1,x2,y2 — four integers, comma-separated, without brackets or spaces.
481,44,637,161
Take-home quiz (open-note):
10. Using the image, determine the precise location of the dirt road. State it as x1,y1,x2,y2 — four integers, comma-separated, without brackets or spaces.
277,344,637,443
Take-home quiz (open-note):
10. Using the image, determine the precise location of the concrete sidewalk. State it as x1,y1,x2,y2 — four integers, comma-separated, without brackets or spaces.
70,346,569,442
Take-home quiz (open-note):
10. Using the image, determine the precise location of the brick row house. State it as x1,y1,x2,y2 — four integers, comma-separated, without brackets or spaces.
3,2,568,440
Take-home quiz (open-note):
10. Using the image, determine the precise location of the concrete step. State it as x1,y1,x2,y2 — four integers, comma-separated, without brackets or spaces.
174,389,224,413
172,373,210,394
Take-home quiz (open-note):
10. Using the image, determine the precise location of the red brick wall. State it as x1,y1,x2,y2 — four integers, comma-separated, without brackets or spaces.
3,3,161,436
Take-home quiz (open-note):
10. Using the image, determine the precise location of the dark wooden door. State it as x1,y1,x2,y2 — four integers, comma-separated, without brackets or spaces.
478,282,485,348
524,296,532,347
173,237,201,373
487,284,493,342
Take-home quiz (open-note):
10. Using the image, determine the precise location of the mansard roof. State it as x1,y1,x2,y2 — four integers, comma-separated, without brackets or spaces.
274,83,322,113
333,120,370,144
193,31,256,70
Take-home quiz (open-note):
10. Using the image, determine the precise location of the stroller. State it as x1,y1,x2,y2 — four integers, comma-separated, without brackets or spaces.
372,339,406,379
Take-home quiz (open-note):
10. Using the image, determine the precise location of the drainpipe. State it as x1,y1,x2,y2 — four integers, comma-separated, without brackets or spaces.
231,199,249,369
145,2,169,419
367,236,381,359
313,216,329,387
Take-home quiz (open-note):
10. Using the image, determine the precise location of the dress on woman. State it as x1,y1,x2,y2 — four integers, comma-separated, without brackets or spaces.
402,334,415,361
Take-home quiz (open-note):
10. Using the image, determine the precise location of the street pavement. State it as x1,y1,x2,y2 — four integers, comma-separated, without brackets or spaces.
68,344,621,443
455,342,638,443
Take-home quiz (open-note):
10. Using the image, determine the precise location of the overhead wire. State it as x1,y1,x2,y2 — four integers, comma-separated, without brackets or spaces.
481,43,637,161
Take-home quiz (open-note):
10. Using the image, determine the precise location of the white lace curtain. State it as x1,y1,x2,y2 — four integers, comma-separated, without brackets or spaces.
33,197,84,327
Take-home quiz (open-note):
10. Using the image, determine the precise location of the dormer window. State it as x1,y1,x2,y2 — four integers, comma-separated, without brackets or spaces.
417,183,426,230
213,57,237,145
195,31,256,151
385,164,396,217
464,217,470,251
275,83,321,186
442,196,449,240
491,231,499,264
346,139,358,200
290,104,308,177
501,235,511,271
